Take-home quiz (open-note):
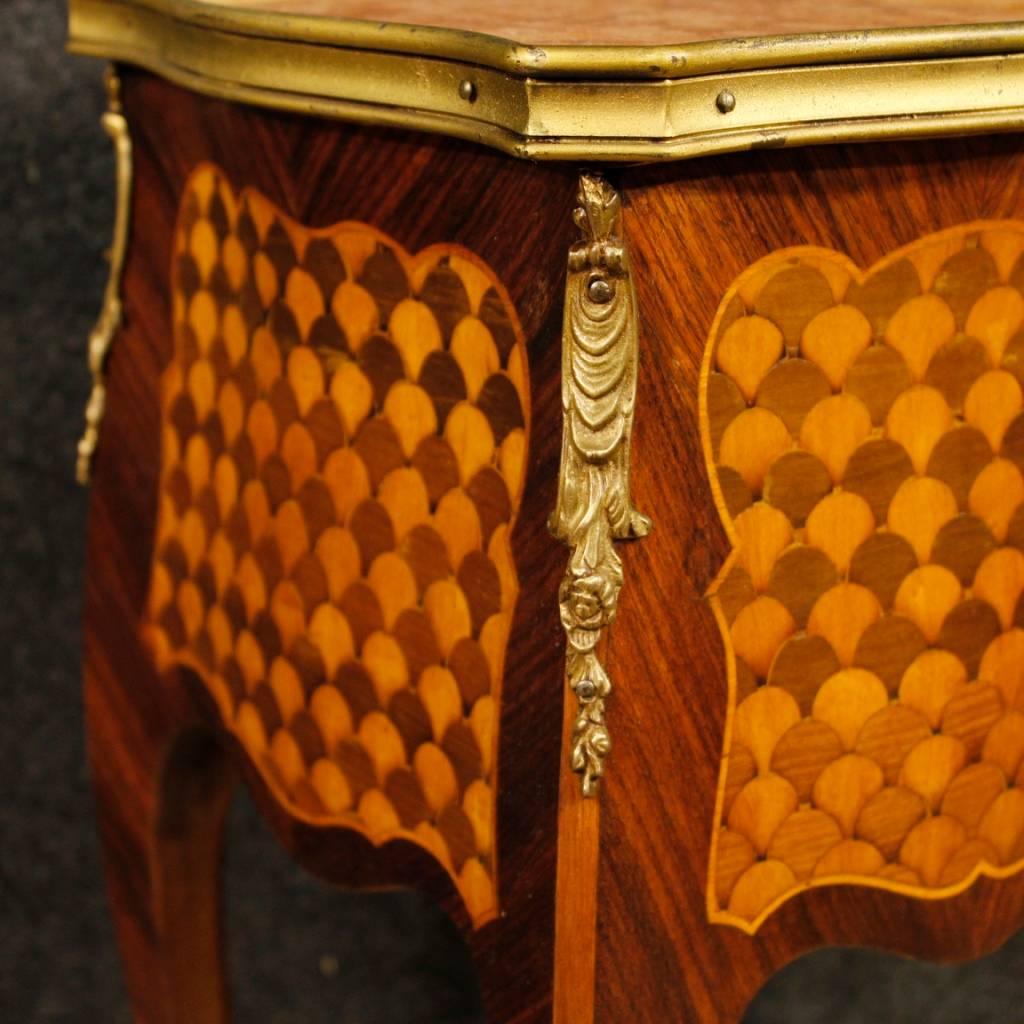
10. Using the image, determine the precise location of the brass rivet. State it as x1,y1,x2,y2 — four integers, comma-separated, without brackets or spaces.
576,679,597,700
716,89,736,114
458,80,477,103
587,277,613,304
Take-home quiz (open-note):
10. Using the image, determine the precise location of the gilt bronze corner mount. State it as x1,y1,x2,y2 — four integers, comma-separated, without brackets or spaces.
77,64,132,485
551,174,650,796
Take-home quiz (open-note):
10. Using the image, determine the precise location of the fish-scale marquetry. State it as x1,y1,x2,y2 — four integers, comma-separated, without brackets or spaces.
146,164,530,924
704,223,1024,931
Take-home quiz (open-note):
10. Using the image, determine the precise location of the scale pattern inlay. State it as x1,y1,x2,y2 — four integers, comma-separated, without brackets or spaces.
704,223,1024,930
145,164,530,923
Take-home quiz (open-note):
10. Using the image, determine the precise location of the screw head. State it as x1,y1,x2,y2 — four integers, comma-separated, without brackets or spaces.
458,80,477,103
716,89,736,114
587,276,613,304
575,679,597,700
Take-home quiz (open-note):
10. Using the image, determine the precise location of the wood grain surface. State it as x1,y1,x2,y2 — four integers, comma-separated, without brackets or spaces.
200,0,1024,46
590,136,1024,1023
83,67,576,1024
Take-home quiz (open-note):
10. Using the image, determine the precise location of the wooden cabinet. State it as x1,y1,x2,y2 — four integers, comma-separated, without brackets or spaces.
69,3,1024,1020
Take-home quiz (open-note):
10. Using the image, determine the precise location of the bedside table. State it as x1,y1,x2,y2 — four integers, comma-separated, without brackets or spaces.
68,2,1024,1020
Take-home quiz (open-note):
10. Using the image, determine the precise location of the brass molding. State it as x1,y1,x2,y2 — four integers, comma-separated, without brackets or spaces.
77,65,132,485
67,1,1024,163
551,175,650,797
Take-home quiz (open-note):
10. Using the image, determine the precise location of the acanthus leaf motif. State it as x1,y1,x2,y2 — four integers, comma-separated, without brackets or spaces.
551,173,650,797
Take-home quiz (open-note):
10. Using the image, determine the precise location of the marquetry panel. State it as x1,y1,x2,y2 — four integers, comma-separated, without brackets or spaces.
144,164,530,923
704,223,1024,931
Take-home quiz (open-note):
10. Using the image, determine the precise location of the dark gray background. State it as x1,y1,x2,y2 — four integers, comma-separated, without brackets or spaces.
3,2,1024,1020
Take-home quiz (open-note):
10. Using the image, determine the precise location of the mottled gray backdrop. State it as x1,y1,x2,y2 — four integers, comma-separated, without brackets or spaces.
3,2,1023,1021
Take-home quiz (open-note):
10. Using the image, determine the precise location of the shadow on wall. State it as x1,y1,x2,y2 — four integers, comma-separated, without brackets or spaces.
744,930,1024,1024
225,792,484,1024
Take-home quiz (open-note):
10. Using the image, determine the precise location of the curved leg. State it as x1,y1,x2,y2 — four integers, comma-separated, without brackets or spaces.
85,653,233,1023
153,729,234,1023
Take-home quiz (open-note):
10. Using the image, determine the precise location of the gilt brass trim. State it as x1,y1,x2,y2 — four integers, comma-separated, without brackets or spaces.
68,0,1024,79
551,175,650,797
77,65,132,485
67,0,1024,162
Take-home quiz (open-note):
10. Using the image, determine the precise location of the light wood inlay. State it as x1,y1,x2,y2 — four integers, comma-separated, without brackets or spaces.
145,163,530,924
704,222,1024,931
